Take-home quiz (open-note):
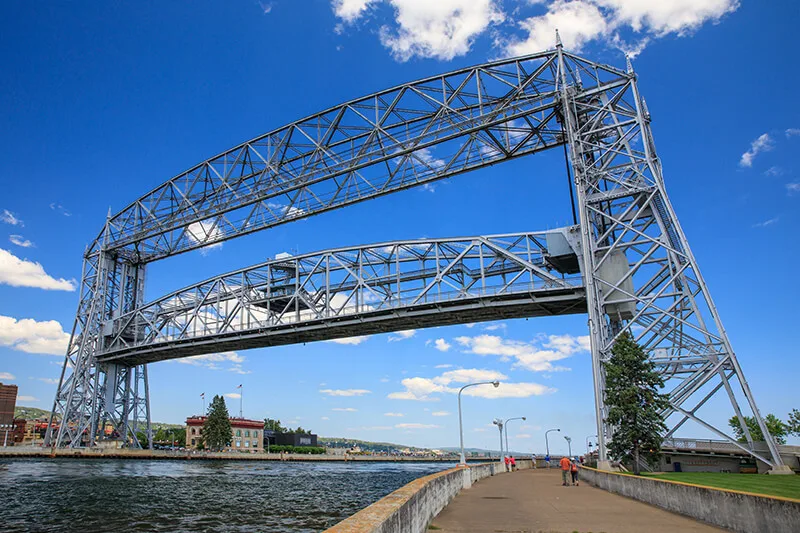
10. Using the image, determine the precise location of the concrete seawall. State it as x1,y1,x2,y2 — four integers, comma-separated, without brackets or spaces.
325,460,532,533
580,466,800,533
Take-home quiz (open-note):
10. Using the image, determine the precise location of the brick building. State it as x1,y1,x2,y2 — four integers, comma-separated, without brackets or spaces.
185,416,263,452
0,382,18,426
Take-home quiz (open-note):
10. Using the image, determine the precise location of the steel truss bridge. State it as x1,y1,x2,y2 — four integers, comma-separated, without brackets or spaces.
46,41,787,470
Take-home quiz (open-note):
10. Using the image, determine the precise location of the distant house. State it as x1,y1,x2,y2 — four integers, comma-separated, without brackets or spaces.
185,416,263,452
264,430,318,448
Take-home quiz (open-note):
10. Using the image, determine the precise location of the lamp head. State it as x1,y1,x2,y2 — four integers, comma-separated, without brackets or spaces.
522,417,526,421
491,381,500,388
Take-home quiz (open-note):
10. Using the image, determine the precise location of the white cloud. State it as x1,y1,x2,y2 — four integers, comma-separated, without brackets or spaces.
0,315,70,355
764,166,783,177
434,363,452,368
332,407,358,412
379,0,506,61
0,372,15,380
361,425,394,430
384,412,405,417
333,0,380,22
515,433,532,439
434,338,451,352
454,333,589,372
1,209,23,226
17,395,38,402
258,1,274,14
739,133,773,168
186,220,223,254
178,351,246,372
0,249,76,291
506,0,608,55
33,377,59,385
752,217,778,228
380,377,390,382
787,128,800,138
388,329,417,341
49,203,71,217
321,416,330,420
483,323,506,331
320,388,372,396
786,183,800,194
327,335,370,345
388,367,555,400
395,423,440,429
224,392,241,399
431,411,450,416
596,0,739,36
9,235,34,248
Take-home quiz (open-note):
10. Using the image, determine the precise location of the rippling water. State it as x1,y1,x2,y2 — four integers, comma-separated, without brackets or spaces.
0,459,452,532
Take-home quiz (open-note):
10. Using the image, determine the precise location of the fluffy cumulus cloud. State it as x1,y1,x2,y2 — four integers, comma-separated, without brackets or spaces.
395,422,439,429
434,338,451,352
388,329,416,341
177,351,248,373
327,335,370,345
186,220,223,254
320,388,372,396
0,372,15,380
0,315,71,355
739,133,773,168
454,333,589,372
0,249,76,291
388,367,555,400
332,0,739,61
506,0,608,55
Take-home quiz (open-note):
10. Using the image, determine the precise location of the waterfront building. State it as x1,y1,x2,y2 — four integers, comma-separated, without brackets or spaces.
0,382,18,426
185,416,263,452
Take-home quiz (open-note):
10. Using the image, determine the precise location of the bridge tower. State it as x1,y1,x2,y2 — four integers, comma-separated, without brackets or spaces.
44,45,788,471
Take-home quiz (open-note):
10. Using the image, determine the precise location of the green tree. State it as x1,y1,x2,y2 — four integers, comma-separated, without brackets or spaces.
728,414,788,445
604,332,669,475
264,418,287,432
203,395,232,451
788,409,800,437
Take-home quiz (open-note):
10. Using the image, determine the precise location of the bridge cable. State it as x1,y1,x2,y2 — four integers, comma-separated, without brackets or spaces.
561,127,578,225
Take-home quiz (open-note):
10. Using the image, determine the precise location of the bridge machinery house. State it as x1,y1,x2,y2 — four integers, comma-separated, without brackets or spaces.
263,430,318,448
185,416,263,452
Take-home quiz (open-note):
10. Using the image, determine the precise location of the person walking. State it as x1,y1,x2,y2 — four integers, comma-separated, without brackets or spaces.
545,453,551,468
559,455,571,486
570,458,579,486
510,456,517,471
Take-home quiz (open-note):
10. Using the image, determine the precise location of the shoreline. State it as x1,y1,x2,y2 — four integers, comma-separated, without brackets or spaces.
0,447,484,462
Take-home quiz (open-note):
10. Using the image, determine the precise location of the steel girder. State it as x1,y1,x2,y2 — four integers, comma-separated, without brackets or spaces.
92,50,626,262
555,44,783,466
46,47,784,468
97,229,586,365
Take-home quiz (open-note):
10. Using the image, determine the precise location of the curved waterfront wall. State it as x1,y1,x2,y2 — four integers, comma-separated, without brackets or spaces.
580,466,800,533
325,460,533,533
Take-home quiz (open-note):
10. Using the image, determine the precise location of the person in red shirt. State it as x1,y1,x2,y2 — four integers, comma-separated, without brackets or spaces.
559,456,571,486
510,456,517,471
571,459,579,486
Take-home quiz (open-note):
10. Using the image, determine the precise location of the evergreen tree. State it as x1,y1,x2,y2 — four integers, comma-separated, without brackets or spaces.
203,395,232,451
604,332,669,475
788,409,800,438
728,414,788,444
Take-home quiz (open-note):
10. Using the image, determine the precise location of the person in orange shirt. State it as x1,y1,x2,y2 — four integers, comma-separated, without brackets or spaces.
559,455,571,486
571,459,579,486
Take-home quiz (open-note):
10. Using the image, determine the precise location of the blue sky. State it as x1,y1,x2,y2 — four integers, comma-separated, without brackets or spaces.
0,1,798,453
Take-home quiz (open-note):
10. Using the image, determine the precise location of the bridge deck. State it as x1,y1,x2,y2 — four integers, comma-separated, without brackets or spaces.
430,468,724,533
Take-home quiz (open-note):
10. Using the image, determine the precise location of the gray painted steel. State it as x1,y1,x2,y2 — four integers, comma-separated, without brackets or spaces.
45,42,785,470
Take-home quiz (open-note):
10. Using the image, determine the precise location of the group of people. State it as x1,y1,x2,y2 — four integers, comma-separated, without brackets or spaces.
503,455,517,471
559,455,580,486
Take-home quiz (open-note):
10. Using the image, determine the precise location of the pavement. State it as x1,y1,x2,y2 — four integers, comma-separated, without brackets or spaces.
430,468,728,533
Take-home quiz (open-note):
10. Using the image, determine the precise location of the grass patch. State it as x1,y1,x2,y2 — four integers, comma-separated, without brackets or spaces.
643,472,800,500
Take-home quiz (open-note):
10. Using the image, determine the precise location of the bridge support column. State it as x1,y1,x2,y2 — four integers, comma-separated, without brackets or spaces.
46,245,151,448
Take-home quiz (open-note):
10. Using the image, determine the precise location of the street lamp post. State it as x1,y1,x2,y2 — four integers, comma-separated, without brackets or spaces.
564,436,572,458
545,428,560,467
503,417,526,457
586,435,598,456
458,380,500,466
492,419,505,470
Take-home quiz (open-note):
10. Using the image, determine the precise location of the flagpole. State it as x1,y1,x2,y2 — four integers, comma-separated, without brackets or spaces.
201,393,205,415
240,385,243,418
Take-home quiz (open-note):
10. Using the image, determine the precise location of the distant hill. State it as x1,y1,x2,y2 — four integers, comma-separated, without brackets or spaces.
319,437,432,452
14,406,53,420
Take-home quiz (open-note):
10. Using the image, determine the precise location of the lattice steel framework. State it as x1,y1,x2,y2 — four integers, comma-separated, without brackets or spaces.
45,44,785,469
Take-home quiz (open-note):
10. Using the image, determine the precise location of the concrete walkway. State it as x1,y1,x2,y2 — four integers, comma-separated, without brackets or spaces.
430,468,727,533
